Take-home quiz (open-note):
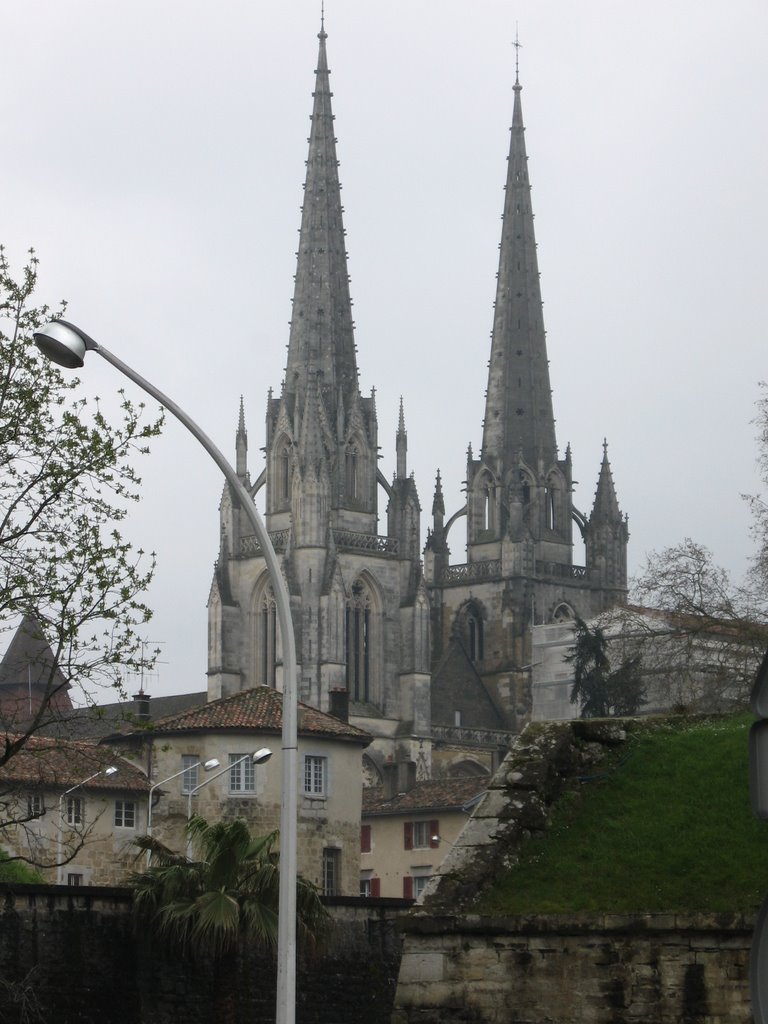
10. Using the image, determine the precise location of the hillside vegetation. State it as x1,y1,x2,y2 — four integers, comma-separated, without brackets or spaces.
474,713,768,915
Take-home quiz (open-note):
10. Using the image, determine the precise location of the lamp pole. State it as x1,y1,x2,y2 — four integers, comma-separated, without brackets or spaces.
146,757,220,866
56,765,117,884
185,749,272,858
34,320,299,1024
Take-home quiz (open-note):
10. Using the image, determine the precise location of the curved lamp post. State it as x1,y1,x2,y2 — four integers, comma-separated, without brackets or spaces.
56,765,118,884
185,748,273,858
35,320,299,1024
146,757,220,865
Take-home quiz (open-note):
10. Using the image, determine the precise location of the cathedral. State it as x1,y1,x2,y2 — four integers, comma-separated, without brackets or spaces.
206,23,628,785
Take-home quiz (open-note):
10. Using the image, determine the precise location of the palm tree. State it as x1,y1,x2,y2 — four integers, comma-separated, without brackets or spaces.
130,815,329,1022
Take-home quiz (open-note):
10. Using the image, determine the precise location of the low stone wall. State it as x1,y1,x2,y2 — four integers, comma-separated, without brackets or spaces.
392,912,754,1024
393,718,757,1023
0,884,408,1024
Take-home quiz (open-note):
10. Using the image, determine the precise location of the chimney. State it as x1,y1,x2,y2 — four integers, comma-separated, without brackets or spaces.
329,688,349,722
132,691,151,722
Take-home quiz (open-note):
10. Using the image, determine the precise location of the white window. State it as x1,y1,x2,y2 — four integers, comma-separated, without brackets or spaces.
66,797,83,826
27,794,44,818
412,821,431,849
322,847,341,896
413,874,431,900
303,755,327,797
181,755,199,794
67,873,83,887
114,800,136,828
229,753,256,793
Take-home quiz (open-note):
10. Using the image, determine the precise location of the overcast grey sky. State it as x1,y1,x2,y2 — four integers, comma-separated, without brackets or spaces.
3,1,767,698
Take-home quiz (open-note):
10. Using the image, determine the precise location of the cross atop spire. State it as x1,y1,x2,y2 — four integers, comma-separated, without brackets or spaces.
513,24,522,85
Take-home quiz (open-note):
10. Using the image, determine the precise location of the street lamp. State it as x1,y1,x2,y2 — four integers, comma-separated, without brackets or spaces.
185,748,273,858
56,765,118,884
34,320,299,1024
146,757,220,865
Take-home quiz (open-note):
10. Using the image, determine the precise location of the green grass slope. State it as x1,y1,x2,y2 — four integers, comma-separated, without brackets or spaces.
474,714,768,915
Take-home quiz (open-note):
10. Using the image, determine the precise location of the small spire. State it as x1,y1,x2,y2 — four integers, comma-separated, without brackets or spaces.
236,397,248,479
513,24,522,87
396,397,407,480
319,1,326,39
432,470,445,520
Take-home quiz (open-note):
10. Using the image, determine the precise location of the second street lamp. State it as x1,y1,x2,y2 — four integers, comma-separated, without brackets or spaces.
34,319,299,1024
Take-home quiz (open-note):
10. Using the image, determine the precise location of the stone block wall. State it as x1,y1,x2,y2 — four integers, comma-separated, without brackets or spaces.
392,912,754,1024
0,884,407,1024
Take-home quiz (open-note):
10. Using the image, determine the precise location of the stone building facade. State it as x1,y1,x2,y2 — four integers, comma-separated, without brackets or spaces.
111,686,370,897
206,23,628,783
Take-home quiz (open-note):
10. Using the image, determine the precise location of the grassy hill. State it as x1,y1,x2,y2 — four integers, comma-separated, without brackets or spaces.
474,713,768,915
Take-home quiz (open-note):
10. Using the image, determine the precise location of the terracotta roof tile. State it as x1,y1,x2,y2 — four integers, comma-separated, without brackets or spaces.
136,686,370,745
0,736,149,793
363,776,486,815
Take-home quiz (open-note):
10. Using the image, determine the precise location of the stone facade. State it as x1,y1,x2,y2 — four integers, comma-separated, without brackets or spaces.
112,686,370,896
204,21,628,793
393,912,753,1024
0,884,407,1024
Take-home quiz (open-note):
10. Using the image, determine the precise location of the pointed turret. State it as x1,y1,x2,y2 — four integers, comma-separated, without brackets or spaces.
284,22,357,404
481,69,556,471
585,440,629,595
396,397,407,480
590,440,622,524
235,396,248,479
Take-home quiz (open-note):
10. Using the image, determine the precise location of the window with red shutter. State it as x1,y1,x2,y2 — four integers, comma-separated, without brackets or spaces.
361,824,371,853
403,875,414,899
403,821,413,850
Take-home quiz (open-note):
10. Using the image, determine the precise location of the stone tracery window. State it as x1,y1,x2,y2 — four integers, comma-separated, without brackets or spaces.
259,585,277,687
345,442,359,500
346,577,373,702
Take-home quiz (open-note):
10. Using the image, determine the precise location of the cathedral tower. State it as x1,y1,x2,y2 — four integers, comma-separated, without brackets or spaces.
426,62,628,732
207,24,430,781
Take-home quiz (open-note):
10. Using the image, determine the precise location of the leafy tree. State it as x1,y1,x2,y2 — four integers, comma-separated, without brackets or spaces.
631,539,765,710
568,616,646,718
0,247,162,843
130,816,329,1024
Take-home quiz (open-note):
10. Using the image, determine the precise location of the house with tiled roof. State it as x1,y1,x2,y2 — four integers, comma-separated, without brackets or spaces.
0,735,149,886
361,776,487,899
108,685,371,897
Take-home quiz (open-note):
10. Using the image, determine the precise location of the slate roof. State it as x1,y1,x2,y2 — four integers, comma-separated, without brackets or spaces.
0,614,69,695
0,736,149,793
53,691,209,741
122,686,371,746
362,776,486,816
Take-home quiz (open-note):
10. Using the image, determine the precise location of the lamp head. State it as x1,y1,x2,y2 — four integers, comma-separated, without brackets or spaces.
252,747,273,765
203,759,220,772
33,319,98,369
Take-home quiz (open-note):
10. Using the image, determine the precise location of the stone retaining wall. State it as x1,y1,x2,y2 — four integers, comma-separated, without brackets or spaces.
392,912,754,1024
0,884,407,1024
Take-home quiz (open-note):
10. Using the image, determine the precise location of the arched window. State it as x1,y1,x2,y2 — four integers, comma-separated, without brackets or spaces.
345,443,359,500
346,578,372,701
467,610,484,662
544,485,556,530
456,602,484,663
259,586,277,687
280,444,291,503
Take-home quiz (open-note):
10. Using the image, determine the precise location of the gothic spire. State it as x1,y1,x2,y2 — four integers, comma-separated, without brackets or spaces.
283,22,357,406
396,397,407,480
235,396,248,478
590,440,623,524
481,68,557,471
